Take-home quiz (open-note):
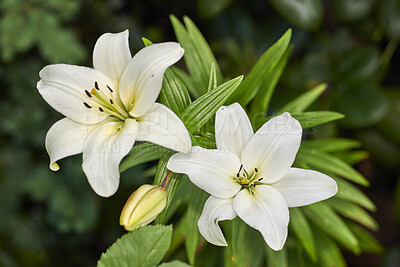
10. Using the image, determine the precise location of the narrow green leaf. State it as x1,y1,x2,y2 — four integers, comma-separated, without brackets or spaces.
224,218,265,267
289,208,317,262
346,222,384,255
304,203,360,254
297,147,370,186
172,67,197,97
120,143,167,172
228,29,292,106
181,76,243,133
327,198,378,231
154,150,183,224
170,15,222,96
160,68,192,116
207,63,217,92
333,150,369,166
183,16,223,84
302,138,362,152
98,225,172,267
194,135,216,149
333,175,376,211
142,37,153,47
293,111,344,129
249,46,292,116
184,186,208,265
313,228,346,267
279,83,327,113
265,244,288,267
254,111,344,130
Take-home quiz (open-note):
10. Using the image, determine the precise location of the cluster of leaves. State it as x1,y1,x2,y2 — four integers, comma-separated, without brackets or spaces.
108,16,383,267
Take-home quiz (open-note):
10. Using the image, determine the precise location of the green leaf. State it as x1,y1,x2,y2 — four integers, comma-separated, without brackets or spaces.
120,143,167,172
207,63,218,92
313,228,346,267
302,138,362,153
154,150,183,224
159,261,192,267
224,218,265,267
265,244,288,267
333,150,369,165
249,46,292,116
184,186,208,265
327,198,378,231
332,0,375,22
296,147,370,186
304,203,360,254
254,111,344,130
142,37,154,47
278,83,327,113
333,176,376,211
181,76,243,133
170,15,223,96
228,29,292,106
289,208,316,262
269,0,323,31
160,69,192,116
194,135,216,149
347,222,384,255
98,225,172,267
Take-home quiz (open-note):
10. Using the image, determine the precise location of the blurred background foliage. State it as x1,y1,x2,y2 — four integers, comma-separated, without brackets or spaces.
0,0,399,266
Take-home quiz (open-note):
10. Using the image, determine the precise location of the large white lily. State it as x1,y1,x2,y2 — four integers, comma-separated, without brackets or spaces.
38,30,191,197
167,103,337,250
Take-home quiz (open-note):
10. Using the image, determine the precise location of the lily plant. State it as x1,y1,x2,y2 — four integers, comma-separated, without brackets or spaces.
167,103,338,250
37,30,191,197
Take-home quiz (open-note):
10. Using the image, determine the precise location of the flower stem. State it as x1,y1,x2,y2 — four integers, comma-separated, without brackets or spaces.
161,171,173,188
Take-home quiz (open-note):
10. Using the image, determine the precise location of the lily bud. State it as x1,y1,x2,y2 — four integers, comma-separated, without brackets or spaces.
120,184,167,231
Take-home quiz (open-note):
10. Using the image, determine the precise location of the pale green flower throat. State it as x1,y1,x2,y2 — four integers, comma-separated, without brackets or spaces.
234,164,264,193
82,81,131,121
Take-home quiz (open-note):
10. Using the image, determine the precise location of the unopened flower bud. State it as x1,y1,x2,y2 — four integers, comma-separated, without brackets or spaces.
120,184,167,231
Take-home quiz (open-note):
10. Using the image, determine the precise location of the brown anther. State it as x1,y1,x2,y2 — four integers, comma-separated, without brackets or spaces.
83,102,91,109
107,85,113,92
255,168,258,172
95,81,99,90
99,107,104,112
258,178,263,181
110,99,113,104
85,90,92,97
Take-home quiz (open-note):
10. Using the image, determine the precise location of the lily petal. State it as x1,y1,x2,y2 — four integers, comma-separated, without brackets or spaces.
241,112,302,184
119,42,184,117
82,118,138,197
46,118,96,171
93,30,131,88
136,103,191,153
198,196,237,246
215,103,254,157
233,185,289,251
272,168,338,207
167,146,242,198
37,64,113,124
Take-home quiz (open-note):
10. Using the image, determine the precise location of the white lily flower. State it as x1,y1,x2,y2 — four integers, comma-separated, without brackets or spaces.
167,103,337,251
38,30,191,197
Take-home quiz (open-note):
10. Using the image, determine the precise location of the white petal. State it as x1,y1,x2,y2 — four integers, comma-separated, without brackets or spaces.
167,146,242,198
119,42,184,117
215,103,254,156
136,103,191,153
233,185,289,251
82,119,138,197
241,112,302,184
198,196,237,246
37,64,113,124
93,30,131,87
45,118,97,171
272,168,338,207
